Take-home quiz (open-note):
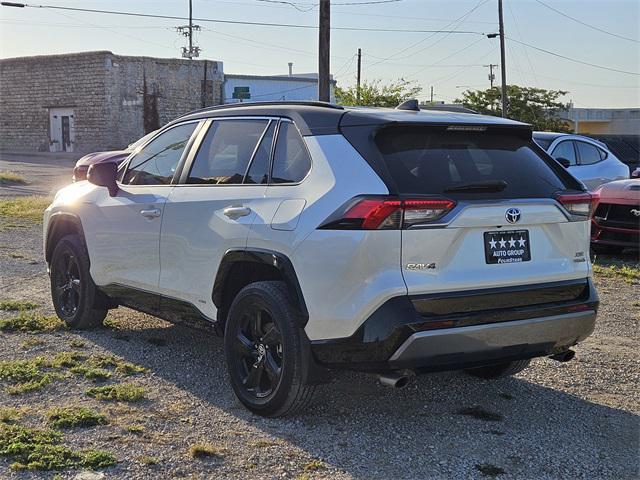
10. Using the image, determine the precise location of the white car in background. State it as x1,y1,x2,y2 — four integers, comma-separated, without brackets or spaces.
533,132,629,191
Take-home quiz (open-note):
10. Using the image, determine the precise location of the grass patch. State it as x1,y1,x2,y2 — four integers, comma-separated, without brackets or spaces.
593,263,640,283
70,365,112,381
46,406,108,429
86,383,145,402
476,463,506,477
20,338,46,350
137,455,158,465
0,196,51,223
458,406,504,422
0,357,44,383
0,408,23,424
0,300,38,311
0,171,28,185
125,424,145,434
7,375,54,395
69,339,87,349
0,423,116,471
0,310,64,333
303,459,325,472
187,443,225,459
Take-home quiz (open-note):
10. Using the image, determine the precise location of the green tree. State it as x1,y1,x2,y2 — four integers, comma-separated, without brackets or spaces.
456,85,572,132
335,79,422,107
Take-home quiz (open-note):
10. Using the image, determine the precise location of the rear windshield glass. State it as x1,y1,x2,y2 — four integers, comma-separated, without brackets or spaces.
375,126,568,199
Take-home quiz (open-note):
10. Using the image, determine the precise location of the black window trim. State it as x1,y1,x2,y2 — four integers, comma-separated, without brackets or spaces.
173,115,313,187
574,140,606,166
268,118,314,186
117,119,204,188
175,116,280,187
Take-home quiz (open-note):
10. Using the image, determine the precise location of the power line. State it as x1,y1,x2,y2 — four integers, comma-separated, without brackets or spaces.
507,36,640,76
364,0,491,68
406,37,486,79
534,0,640,43
0,3,486,34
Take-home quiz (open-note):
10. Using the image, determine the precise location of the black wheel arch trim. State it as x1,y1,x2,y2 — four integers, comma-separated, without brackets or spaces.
212,248,309,326
45,212,86,265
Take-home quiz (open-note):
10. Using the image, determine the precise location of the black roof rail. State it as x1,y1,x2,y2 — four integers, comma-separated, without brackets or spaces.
176,100,344,120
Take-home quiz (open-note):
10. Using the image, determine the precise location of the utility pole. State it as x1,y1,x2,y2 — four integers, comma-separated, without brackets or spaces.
430,86,434,103
177,0,200,59
497,0,507,117
318,0,331,102
484,63,498,88
356,48,362,104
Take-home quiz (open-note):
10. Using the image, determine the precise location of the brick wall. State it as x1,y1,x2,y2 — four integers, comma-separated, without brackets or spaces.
105,54,223,149
0,51,110,153
0,51,223,154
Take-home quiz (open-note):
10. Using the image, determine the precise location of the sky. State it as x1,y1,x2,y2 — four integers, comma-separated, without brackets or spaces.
1,0,639,108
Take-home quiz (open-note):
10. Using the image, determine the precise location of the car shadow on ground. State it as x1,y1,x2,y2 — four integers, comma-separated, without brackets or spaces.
82,316,639,479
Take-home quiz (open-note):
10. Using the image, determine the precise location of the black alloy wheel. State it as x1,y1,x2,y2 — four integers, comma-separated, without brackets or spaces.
224,281,315,417
50,234,107,329
53,251,82,317
233,306,284,399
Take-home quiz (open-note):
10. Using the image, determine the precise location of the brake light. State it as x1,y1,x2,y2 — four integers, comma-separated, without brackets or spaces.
321,197,456,230
557,192,597,220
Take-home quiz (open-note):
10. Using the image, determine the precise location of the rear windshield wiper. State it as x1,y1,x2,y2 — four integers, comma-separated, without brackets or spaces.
444,180,508,193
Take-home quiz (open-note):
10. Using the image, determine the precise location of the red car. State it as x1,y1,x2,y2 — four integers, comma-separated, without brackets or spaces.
72,130,158,181
591,179,640,253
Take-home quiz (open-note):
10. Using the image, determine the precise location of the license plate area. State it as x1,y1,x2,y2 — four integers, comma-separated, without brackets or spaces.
484,229,531,264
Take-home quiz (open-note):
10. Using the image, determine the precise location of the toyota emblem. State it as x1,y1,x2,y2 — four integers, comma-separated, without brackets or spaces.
505,208,521,224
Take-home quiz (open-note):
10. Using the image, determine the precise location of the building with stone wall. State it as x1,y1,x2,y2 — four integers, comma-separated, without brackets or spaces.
0,51,223,153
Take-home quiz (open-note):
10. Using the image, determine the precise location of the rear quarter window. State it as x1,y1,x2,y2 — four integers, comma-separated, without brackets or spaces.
374,126,570,199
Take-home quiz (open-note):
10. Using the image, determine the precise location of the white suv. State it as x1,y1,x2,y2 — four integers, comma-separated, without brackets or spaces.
44,101,599,416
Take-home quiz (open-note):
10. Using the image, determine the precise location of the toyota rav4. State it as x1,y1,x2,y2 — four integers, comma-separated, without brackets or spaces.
43,101,599,417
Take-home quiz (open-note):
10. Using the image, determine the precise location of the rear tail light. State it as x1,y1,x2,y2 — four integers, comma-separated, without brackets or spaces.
320,196,456,230
557,192,597,220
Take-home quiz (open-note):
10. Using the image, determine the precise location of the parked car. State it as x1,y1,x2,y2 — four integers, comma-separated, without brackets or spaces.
591,179,640,254
533,132,629,190
587,134,639,177
72,130,158,181
43,102,599,416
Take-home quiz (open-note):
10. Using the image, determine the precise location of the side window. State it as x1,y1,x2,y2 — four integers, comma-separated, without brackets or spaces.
551,141,577,166
598,148,608,160
245,122,275,184
122,124,196,185
271,122,312,184
187,120,268,184
576,141,602,165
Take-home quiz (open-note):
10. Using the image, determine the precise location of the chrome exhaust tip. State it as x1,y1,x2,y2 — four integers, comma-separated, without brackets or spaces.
379,371,413,389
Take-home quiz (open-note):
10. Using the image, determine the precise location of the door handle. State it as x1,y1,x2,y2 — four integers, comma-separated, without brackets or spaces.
140,208,161,219
223,206,252,219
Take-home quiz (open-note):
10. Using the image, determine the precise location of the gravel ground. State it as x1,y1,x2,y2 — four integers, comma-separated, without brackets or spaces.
0,158,639,479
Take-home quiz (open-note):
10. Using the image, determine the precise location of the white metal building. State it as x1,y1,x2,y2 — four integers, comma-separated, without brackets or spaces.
223,73,335,104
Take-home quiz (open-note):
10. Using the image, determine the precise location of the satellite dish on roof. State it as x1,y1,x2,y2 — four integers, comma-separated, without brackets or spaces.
395,99,420,111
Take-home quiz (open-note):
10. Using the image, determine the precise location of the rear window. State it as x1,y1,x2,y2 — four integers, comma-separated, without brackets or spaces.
374,126,569,199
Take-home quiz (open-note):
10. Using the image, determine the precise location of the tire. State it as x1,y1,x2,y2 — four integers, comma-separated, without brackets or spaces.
224,281,315,417
591,244,624,255
465,359,531,380
50,234,107,329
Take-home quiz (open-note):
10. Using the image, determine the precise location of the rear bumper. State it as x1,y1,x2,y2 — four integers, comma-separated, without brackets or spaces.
311,278,598,372
388,310,595,370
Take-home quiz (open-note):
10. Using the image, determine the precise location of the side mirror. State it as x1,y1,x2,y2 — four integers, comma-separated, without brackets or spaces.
556,157,571,168
87,162,119,197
